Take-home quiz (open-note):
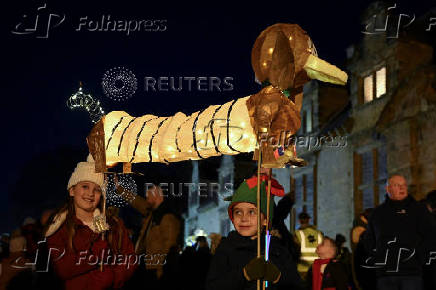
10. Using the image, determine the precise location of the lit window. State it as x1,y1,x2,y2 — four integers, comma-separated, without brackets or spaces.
376,67,386,98
364,75,373,103
362,66,387,104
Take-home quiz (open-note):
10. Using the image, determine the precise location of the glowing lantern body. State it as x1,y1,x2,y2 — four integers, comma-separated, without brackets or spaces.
101,96,256,165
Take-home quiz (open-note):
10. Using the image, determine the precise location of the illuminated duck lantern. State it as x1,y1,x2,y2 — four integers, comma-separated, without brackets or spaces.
87,23,347,172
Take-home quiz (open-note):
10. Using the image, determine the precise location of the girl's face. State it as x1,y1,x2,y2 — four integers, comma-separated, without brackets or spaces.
69,181,102,212
232,202,267,237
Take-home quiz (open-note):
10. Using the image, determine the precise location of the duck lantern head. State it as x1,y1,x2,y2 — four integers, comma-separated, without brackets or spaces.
248,23,347,167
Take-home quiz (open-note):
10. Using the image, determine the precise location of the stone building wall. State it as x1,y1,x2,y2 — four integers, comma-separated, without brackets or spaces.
316,146,353,239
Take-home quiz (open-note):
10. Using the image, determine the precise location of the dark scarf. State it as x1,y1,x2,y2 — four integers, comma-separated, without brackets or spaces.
385,194,414,211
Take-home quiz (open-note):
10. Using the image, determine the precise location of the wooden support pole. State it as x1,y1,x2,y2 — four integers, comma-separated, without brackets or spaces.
256,146,262,290
264,169,272,289
100,174,108,272
123,162,132,174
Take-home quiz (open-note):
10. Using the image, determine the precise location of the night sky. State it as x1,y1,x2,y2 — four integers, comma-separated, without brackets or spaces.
3,0,433,233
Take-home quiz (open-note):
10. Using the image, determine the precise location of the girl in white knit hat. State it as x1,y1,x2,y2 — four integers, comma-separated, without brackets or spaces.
44,155,136,290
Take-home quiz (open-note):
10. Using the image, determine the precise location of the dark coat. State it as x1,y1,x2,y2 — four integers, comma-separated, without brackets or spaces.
363,195,436,277
272,194,301,262
307,259,350,290
132,199,181,279
353,231,376,290
206,230,303,290
423,211,436,290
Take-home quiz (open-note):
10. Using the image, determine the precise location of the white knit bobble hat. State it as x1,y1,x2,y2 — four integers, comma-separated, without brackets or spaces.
67,154,104,190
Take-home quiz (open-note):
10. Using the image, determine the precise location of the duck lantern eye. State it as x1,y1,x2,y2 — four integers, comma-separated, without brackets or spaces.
307,38,318,57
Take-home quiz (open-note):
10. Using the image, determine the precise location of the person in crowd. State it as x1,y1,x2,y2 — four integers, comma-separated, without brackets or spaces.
352,209,376,290
193,236,211,290
272,191,301,262
335,234,350,266
364,175,436,290
195,236,209,250
423,190,436,217
422,190,436,290
32,209,64,290
0,232,29,290
206,176,303,290
44,155,136,290
0,234,10,260
334,234,353,287
209,233,222,255
294,212,323,280
40,210,56,228
350,208,372,252
21,217,39,260
307,236,350,290
178,246,196,289
117,183,181,290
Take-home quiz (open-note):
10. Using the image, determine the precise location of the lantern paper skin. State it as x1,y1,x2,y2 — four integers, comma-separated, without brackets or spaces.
101,96,257,165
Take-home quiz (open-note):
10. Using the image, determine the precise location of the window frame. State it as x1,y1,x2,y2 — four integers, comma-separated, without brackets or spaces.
360,64,387,105
353,145,388,215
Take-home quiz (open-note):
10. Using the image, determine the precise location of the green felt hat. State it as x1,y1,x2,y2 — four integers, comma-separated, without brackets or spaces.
226,177,274,223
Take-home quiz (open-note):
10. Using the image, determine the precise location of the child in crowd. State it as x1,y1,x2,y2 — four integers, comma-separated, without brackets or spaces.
206,175,303,290
44,155,136,290
307,237,350,290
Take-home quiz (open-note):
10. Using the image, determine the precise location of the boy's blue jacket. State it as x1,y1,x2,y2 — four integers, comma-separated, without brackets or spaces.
206,230,304,290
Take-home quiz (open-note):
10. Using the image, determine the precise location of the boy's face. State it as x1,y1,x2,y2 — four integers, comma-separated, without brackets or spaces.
316,238,336,259
232,202,267,237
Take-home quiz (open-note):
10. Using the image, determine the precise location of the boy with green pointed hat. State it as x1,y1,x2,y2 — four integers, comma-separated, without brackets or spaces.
206,175,303,290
